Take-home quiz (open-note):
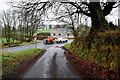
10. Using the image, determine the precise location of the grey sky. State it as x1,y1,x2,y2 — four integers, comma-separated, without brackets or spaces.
0,0,9,19
0,0,119,26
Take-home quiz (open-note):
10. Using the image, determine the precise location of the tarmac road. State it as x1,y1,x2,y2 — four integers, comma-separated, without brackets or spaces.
22,46,81,78
2,40,82,78
1,40,73,53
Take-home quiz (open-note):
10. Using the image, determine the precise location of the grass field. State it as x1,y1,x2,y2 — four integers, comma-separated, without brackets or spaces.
2,48,43,77
34,29,51,36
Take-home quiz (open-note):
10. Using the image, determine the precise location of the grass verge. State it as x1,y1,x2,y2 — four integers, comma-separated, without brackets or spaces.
64,44,70,50
2,48,43,78
2,41,39,48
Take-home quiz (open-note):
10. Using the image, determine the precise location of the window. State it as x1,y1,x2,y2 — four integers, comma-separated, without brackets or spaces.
67,34,69,36
53,33,55,36
59,33,61,36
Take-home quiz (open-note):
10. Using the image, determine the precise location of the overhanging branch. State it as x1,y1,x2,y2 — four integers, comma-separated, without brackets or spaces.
103,2,116,16
61,2,91,17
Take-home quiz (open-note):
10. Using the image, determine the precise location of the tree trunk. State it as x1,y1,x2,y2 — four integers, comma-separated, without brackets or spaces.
89,2,110,34
87,2,110,49
7,25,11,42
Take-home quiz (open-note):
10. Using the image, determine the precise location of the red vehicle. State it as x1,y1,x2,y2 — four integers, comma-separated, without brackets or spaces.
43,36,54,44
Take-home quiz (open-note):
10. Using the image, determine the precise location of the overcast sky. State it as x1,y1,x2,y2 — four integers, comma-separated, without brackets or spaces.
0,0,119,26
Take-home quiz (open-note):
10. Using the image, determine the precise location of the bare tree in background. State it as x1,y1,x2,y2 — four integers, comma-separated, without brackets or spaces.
8,0,119,41
18,11,24,42
9,0,120,33
9,0,53,42
11,11,17,43
2,11,12,43
55,4,82,38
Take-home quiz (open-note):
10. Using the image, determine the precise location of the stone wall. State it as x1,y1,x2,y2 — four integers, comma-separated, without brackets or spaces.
51,28,74,38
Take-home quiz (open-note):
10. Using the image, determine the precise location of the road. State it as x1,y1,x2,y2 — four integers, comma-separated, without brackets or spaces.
22,46,80,78
2,40,81,78
2,40,73,53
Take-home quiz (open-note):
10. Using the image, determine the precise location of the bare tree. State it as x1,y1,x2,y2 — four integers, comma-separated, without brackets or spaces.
2,11,12,42
61,0,120,34
9,0,53,42
11,11,17,42
10,0,119,33
55,4,82,38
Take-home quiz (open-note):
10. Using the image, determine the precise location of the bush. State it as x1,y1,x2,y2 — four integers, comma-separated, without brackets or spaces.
3,42,14,46
37,36,44,40
14,41,22,44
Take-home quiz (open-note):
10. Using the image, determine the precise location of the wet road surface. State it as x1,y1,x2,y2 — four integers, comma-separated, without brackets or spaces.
2,40,81,78
1,40,73,53
23,46,80,78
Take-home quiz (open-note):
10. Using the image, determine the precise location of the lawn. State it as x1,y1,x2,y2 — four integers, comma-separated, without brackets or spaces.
2,48,43,77
34,29,51,36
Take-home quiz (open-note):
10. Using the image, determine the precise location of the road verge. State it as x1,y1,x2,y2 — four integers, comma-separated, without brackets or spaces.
2,41,39,48
62,46,118,79
2,49,46,79
62,47,92,79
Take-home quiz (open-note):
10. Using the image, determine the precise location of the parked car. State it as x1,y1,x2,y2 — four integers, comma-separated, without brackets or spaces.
43,37,54,44
55,37,68,43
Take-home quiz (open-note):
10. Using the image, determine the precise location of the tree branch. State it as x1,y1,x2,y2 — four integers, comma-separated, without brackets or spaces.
103,2,116,16
112,3,120,8
71,9,91,17
61,2,91,17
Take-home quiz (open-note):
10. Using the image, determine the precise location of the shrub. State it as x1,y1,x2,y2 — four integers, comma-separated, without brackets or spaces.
37,36,44,40
3,42,14,46
14,41,22,44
